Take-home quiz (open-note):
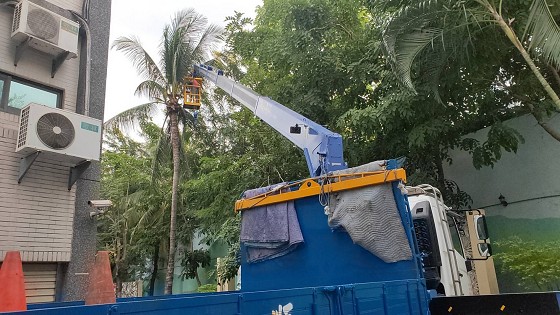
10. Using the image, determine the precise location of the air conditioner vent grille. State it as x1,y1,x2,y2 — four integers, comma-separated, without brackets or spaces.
16,104,101,161
12,2,22,33
36,113,75,149
10,0,79,58
17,106,30,149
27,7,59,43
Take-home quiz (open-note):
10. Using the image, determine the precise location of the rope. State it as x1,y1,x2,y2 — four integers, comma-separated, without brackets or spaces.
238,167,403,212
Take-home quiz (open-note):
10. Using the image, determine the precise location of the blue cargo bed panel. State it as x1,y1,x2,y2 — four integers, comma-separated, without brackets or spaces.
11,280,428,315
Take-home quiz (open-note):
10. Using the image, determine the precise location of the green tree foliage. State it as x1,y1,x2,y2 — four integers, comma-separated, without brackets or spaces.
101,122,204,295
494,237,560,291
378,0,560,141
109,9,223,294
99,126,165,296
180,249,211,286
218,0,560,209
196,284,218,293
221,0,480,207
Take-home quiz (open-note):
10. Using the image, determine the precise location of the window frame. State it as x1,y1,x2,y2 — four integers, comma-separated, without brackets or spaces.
447,214,467,259
0,72,63,115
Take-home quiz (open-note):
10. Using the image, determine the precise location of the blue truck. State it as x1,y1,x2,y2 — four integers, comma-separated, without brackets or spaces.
8,66,560,315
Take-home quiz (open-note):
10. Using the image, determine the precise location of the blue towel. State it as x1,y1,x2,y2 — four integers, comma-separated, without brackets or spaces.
240,183,304,263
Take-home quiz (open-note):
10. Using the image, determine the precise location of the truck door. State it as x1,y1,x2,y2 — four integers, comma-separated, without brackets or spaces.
465,210,499,294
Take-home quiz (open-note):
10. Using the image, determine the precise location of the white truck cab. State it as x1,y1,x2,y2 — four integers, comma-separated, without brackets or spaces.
407,185,475,296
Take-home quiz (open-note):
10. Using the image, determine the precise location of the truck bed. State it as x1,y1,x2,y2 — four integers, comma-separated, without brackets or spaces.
19,280,428,315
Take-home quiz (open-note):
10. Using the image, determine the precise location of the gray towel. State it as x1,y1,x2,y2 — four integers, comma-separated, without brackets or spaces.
327,177,412,263
240,183,304,263
331,160,386,176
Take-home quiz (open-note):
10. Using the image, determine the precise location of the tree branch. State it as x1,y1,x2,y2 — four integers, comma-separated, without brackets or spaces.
535,117,560,141
481,2,560,111
522,99,560,142
549,64,560,91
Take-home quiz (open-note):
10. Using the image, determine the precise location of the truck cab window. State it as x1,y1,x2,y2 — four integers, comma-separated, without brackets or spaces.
448,216,465,258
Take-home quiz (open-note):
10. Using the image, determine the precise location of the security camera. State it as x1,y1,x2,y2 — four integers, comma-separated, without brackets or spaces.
88,200,113,218
88,200,113,208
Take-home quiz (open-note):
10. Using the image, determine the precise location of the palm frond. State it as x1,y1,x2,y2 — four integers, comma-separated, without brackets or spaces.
162,9,200,83
177,126,191,177
384,27,444,90
104,102,161,130
151,114,171,184
418,47,450,103
162,23,191,87
190,24,225,63
160,8,224,86
524,0,560,69
178,106,197,129
176,108,196,176
174,8,209,39
111,36,166,85
383,0,490,92
135,80,166,101
129,193,168,238
172,40,187,89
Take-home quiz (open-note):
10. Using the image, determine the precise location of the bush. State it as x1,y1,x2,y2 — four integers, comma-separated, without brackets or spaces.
494,237,560,291
197,284,217,293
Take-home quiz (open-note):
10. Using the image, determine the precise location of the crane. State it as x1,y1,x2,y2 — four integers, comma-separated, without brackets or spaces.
190,64,346,177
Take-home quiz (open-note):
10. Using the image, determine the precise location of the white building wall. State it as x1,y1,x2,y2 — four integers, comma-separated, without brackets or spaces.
48,0,81,11
444,114,560,219
0,0,83,262
444,113,560,292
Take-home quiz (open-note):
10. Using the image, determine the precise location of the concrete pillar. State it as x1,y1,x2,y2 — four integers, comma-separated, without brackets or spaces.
60,0,112,301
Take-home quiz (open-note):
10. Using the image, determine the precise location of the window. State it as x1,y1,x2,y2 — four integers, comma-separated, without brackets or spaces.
0,73,62,114
474,215,488,240
448,215,466,258
0,77,6,108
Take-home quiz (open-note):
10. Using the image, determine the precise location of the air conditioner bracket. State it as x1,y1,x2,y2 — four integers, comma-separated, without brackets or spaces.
14,37,32,67
13,37,71,78
18,150,41,184
68,160,91,190
52,51,70,78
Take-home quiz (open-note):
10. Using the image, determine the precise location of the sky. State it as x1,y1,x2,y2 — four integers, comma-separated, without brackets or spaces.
104,0,262,121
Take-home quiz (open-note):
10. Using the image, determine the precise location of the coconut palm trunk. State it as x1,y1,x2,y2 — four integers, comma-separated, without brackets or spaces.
109,9,222,294
479,1,560,111
164,109,181,294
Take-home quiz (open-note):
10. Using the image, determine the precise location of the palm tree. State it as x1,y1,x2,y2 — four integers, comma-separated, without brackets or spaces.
108,9,223,294
382,0,560,140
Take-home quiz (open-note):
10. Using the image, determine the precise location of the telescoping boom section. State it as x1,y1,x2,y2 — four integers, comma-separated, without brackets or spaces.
193,64,346,177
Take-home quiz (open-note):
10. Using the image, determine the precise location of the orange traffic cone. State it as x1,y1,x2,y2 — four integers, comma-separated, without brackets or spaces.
85,251,116,305
0,251,27,312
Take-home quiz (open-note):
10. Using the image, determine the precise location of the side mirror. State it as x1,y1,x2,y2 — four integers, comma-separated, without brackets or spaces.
474,214,489,240
466,211,493,260
477,243,492,258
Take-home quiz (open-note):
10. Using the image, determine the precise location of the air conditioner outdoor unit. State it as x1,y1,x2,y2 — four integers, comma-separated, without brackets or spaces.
16,103,102,162
11,0,79,59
